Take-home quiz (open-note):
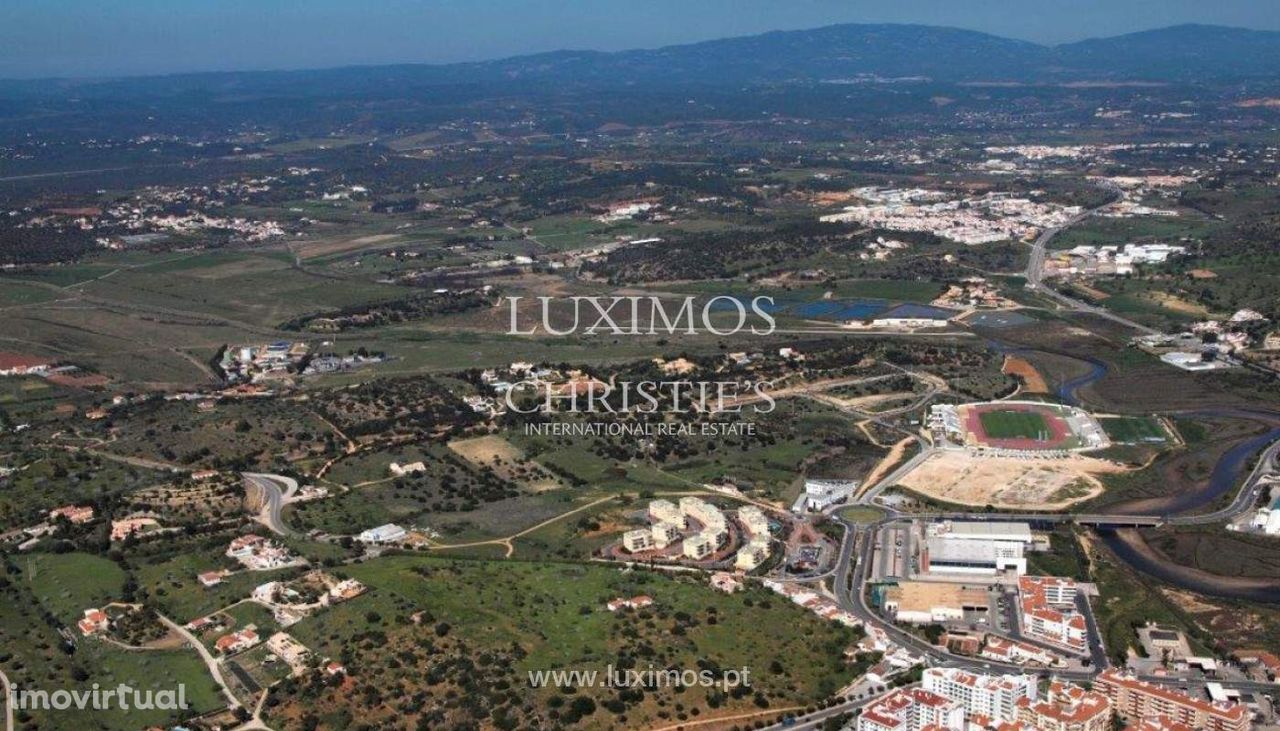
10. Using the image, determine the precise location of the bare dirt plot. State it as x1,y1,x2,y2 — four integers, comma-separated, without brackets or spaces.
1002,355,1048,394
448,435,563,492
1143,291,1220,318
897,451,1124,509
449,435,524,464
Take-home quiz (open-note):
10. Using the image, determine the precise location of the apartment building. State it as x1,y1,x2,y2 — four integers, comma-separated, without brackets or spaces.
737,505,770,538
922,667,1036,725
1094,669,1249,731
1016,681,1112,731
622,528,653,553
648,499,682,525
856,687,965,731
650,521,681,548
1019,576,1087,652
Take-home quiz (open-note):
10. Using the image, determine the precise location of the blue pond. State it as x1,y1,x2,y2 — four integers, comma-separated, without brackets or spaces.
703,295,895,321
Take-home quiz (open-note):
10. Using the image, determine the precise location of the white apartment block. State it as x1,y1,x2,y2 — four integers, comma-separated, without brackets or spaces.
737,505,770,538
922,667,1036,725
622,529,653,553
734,538,771,572
682,533,716,560
648,499,682,525
857,687,965,731
650,521,681,548
679,497,727,535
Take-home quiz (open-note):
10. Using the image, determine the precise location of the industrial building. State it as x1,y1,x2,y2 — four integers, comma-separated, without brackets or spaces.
922,521,1031,576
882,582,989,624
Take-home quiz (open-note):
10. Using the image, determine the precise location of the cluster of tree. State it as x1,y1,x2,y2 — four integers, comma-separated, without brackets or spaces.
281,290,492,332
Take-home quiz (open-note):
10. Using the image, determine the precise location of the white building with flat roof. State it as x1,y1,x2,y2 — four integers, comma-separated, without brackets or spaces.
924,537,1026,575
682,533,716,560
930,520,1033,544
923,667,1036,725
357,524,407,544
737,506,770,538
651,521,681,548
622,529,653,553
922,520,1031,576
734,538,771,572
648,499,682,525
795,478,858,512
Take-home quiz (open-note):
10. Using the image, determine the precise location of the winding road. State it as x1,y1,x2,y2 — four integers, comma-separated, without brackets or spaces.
0,666,12,731
243,473,298,536
156,612,240,710
1023,202,1157,336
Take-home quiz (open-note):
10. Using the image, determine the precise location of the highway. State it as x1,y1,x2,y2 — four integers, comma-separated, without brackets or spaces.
1022,198,1157,336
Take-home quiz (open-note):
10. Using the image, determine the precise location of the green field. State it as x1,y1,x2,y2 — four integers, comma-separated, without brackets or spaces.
977,409,1051,440
1099,416,1168,444
273,555,862,729
24,552,127,624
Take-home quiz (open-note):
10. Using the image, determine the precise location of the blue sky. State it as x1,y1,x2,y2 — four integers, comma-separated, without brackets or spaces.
2,0,1278,79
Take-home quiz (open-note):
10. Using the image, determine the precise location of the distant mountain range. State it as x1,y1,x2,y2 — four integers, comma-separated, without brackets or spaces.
5,23,1280,97
439,23,1280,85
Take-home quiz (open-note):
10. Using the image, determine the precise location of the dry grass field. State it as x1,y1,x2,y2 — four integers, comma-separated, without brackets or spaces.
448,434,564,492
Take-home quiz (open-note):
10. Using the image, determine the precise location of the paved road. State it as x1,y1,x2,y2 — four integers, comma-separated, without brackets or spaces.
759,687,903,730
859,446,932,502
831,516,1097,680
1022,200,1157,336
0,666,12,731
242,473,297,536
157,612,240,710
1169,439,1280,525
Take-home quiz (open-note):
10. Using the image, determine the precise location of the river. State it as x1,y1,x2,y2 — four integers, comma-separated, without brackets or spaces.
985,338,1280,602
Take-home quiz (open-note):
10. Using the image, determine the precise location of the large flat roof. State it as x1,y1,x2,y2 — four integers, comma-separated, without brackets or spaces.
943,521,1033,540
886,581,989,613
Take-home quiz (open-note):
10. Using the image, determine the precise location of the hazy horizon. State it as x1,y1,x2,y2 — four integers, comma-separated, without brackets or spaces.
2,0,1279,80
